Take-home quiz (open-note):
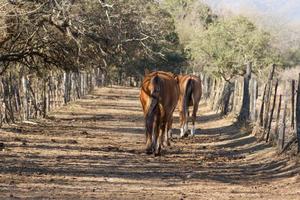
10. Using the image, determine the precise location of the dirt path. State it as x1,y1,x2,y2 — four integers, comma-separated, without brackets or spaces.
1,86,300,200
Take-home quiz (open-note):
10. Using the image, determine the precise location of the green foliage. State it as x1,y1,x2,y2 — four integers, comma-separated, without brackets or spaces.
0,0,186,80
161,0,217,45
188,16,281,80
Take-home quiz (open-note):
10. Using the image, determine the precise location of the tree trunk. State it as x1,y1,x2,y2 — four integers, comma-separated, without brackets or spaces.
238,62,252,124
42,79,47,118
209,78,217,109
21,75,28,120
219,81,234,115
213,80,225,111
2,77,14,123
28,78,39,118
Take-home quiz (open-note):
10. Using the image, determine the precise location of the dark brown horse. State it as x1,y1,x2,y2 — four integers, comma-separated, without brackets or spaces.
177,74,202,137
140,71,179,156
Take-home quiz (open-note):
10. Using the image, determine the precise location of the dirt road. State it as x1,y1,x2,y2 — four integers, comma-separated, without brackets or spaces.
1,86,300,199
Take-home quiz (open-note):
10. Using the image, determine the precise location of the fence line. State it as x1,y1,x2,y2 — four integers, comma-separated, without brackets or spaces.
201,66,300,153
0,68,105,125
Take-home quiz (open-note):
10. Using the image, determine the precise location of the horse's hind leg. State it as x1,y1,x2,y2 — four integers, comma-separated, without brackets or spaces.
145,132,152,154
179,110,188,138
163,117,172,146
146,110,159,154
152,113,160,154
145,118,153,154
191,103,198,136
155,122,165,156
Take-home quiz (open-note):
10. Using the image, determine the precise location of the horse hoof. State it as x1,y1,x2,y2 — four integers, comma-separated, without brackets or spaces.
146,148,153,155
154,146,161,156
179,133,188,139
154,152,161,157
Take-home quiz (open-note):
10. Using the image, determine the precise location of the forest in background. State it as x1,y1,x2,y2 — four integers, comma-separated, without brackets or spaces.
1,0,300,82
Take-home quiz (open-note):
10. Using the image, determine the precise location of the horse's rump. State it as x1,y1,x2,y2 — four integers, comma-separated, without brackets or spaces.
178,74,202,137
139,71,179,155
183,78,193,119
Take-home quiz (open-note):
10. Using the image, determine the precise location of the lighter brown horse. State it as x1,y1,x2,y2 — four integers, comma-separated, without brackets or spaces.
177,74,202,138
140,71,179,156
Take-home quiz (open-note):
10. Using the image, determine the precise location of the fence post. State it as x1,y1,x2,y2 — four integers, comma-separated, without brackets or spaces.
296,73,300,153
0,80,3,126
278,82,288,151
250,79,257,121
266,79,278,142
232,79,238,113
274,95,282,144
21,75,28,121
291,80,295,129
262,64,276,139
210,78,217,109
42,78,47,118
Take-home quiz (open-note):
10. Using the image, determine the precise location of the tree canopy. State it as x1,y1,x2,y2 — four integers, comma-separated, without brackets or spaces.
0,0,299,82
189,16,280,80
0,0,186,80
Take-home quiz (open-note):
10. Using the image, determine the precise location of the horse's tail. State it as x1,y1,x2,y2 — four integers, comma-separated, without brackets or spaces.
182,77,193,121
145,75,160,138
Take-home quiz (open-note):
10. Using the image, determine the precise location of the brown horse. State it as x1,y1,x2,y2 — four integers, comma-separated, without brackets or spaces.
177,74,202,138
140,71,179,156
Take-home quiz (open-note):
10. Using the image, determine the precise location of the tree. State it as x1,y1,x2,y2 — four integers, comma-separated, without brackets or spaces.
188,16,280,80
0,0,185,82
162,0,217,46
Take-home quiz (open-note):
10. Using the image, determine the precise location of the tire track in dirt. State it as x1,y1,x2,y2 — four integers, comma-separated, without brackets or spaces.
1,86,300,200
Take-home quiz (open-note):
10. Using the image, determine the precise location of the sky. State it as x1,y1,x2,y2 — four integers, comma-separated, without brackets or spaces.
203,0,300,25
201,0,300,49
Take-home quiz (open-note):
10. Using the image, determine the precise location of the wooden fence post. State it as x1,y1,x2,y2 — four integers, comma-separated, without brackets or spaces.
274,95,282,144
64,71,71,104
210,78,218,110
291,80,295,129
213,80,226,112
209,78,216,109
232,79,238,113
262,64,276,138
278,82,288,151
250,79,257,121
42,78,47,118
266,79,278,142
296,74,300,153
21,75,28,121
0,80,3,126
